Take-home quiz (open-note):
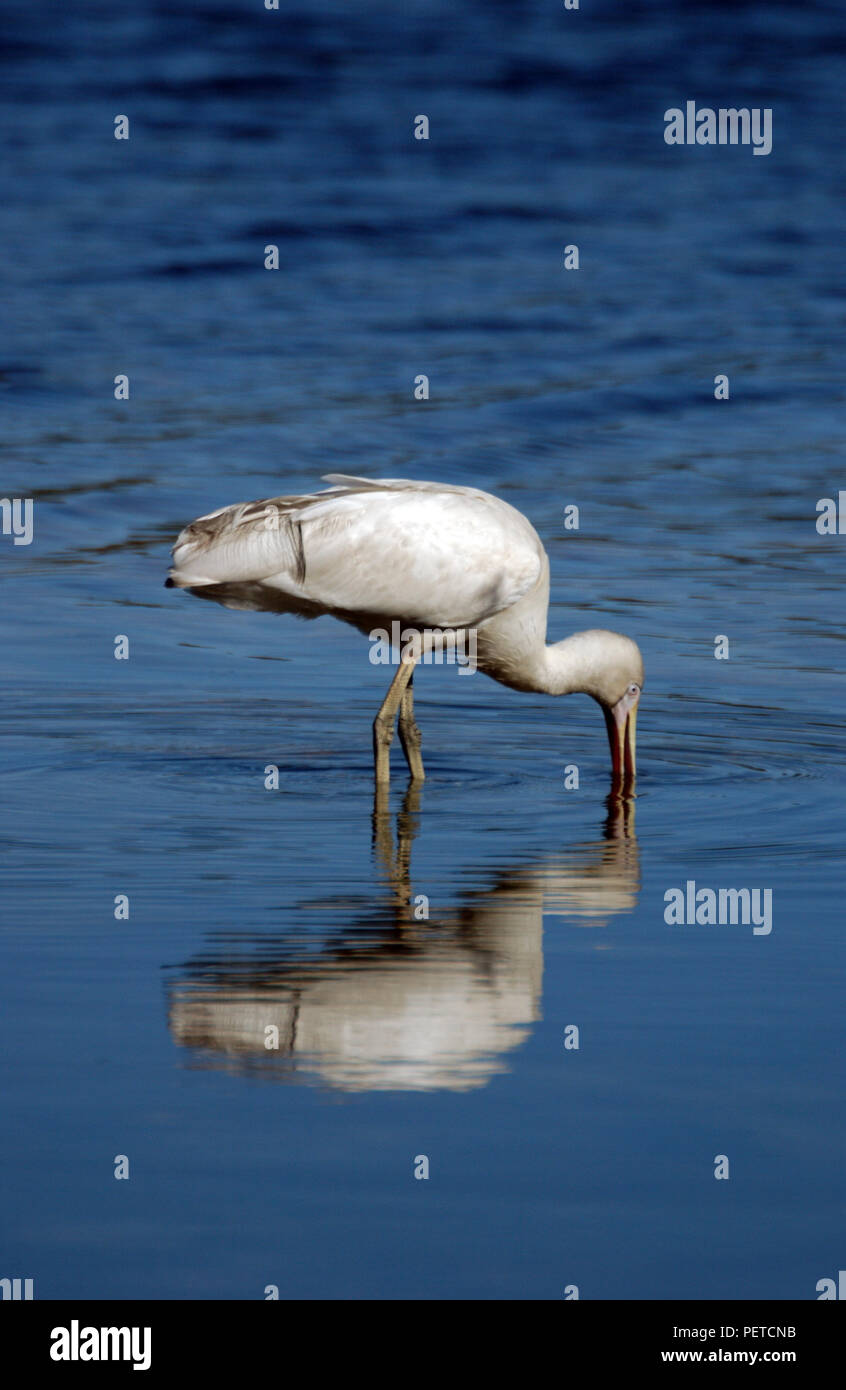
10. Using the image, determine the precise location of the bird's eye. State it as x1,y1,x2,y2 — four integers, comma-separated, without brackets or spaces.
629,684,639,695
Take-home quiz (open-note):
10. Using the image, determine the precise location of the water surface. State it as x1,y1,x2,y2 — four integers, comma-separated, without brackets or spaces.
1,0,844,1299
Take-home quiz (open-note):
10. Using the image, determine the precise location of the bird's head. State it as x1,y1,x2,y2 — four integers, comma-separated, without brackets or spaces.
551,629,642,785
589,632,643,786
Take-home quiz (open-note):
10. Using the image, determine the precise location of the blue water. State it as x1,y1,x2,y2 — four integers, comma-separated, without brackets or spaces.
2,0,845,1299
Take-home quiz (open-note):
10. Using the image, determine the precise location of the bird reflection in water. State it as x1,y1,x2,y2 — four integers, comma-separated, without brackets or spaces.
166,793,639,1092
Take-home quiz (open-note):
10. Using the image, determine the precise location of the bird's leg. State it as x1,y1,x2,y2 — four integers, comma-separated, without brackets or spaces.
370,780,422,916
371,780,395,876
373,658,417,783
397,670,425,781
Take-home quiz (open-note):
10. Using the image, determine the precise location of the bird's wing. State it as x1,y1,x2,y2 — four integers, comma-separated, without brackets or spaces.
321,473,473,495
170,492,313,585
170,480,544,629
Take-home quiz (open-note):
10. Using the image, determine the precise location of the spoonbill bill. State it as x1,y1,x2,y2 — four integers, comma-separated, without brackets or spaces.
167,475,643,787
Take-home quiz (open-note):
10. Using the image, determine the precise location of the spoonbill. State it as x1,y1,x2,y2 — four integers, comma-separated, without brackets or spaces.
167,475,643,786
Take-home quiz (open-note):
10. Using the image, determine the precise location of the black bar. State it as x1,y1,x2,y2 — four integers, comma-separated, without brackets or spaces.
2,1300,843,1376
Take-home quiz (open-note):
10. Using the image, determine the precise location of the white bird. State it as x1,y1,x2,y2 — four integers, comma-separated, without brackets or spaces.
167,475,643,786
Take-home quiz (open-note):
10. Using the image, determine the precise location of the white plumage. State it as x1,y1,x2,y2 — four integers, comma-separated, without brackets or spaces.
168,475,643,785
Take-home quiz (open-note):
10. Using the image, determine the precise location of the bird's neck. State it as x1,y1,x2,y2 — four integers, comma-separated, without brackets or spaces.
536,634,605,697
473,564,602,697
476,628,601,698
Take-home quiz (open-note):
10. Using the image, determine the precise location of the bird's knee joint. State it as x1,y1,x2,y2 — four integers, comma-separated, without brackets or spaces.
373,714,394,745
